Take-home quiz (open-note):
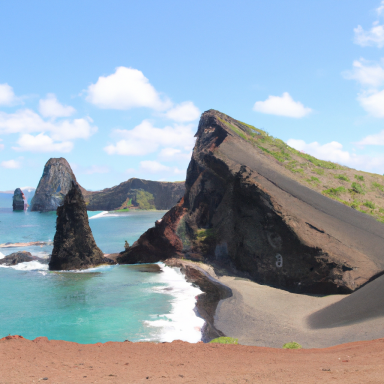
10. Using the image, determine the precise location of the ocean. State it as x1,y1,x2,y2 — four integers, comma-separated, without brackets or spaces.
0,201,204,344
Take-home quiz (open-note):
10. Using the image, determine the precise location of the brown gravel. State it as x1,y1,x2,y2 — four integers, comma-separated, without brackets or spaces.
1,336,384,383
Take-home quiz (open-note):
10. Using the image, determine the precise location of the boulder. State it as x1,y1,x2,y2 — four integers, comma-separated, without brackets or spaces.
12,188,25,211
0,251,47,266
49,181,115,270
117,110,384,295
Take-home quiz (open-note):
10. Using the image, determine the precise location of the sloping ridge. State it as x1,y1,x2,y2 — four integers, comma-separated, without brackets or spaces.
118,109,384,295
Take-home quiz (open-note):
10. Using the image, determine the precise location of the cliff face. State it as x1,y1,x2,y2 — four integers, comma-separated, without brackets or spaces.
30,158,84,212
83,178,185,211
49,182,114,270
118,110,384,294
12,188,25,211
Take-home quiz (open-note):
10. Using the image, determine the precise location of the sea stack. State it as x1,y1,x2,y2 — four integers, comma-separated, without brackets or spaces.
30,158,84,212
12,188,26,211
118,109,384,295
49,181,114,270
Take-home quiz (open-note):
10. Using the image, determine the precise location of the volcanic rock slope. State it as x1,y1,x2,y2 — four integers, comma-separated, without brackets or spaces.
118,109,384,294
30,158,84,212
49,182,113,270
84,178,185,211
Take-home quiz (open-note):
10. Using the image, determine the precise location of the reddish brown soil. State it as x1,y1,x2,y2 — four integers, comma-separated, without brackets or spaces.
1,336,384,383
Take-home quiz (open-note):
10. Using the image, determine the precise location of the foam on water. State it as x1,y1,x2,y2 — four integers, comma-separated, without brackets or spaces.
144,263,205,343
0,251,5,259
88,211,110,219
0,260,48,271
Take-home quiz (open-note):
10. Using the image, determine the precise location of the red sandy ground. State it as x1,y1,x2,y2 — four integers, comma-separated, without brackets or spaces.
1,336,384,383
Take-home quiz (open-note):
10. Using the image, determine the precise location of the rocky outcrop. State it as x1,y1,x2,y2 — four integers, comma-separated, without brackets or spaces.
118,110,384,294
30,158,85,212
83,178,185,211
49,181,115,271
0,251,47,266
12,188,26,211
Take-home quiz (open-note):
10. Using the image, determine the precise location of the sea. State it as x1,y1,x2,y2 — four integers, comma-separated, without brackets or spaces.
0,197,204,344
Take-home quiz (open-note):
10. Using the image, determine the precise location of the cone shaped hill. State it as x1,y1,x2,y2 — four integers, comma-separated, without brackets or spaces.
118,109,384,295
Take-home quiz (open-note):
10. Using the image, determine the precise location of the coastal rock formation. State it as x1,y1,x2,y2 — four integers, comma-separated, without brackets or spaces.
12,188,26,211
118,109,384,294
30,158,84,212
84,178,185,211
49,181,115,270
0,251,47,266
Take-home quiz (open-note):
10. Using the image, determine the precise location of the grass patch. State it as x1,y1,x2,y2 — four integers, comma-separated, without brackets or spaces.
209,337,238,345
307,176,320,183
363,201,375,209
294,151,339,169
114,207,130,212
372,182,384,191
258,145,291,162
323,186,346,197
334,174,350,182
282,342,302,349
355,175,364,181
351,182,364,194
314,168,325,175
196,228,216,241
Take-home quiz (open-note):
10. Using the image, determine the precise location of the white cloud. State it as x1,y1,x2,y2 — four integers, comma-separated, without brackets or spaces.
39,93,76,118
158,147,192,162
343,59,384,87
164,101,200,122
253,92,312,118
1,159,21,169
104,120,196,156
0,138,3,150
140,160,171,173
287,138,384,171
378,1,384,16
86,67,171,111
0,84,21,106
12,133,73,153
358,129,384,145
354,23,384,48
83,165,110,174
358,89,384,117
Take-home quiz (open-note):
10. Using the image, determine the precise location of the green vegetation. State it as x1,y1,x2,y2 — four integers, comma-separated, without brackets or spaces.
334,174,350,182
114,207,130,212
209,337,239,345
372,182,384,191
196,228,216,241
355,175,364,181
282,342,302,349
323,186,346,197
307,176,320,183
314,168,325,175
133,190,155,210
351,182,364,194
363,201,375,209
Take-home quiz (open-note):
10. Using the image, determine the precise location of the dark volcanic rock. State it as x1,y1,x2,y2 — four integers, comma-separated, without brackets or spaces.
0,251,47,266
118,109,384,295
30,158,85,212
83,178,185,211
49,181,115,271
12,188,26,211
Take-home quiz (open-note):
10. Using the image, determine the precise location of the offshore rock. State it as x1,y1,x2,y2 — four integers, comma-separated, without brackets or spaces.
49,181,115,270
83,178,185,211
0,251,47,266
30,158,85,212
12,188,26,211
118,109,384,294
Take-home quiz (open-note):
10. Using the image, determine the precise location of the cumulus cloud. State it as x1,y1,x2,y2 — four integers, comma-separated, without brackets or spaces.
164,101,200,122
378,1,384,16
354,22,384,48
287,138,384,171
83,165,110,174
1,159,21,169
140,160,171,173
39,93,76,118
12,133,73,153
104,120,195,156
158,147,192,162
343,59,384,87
358,129,384,145
358,89,384,117
253,92,312,118
0,83,22,106
86,67,171,111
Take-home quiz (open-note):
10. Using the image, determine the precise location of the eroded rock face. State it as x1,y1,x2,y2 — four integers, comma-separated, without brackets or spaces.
12,188,25,211
83,178,185,211
118,110,384,294
49,182,115,271
0,251,47,266
30,158,84,212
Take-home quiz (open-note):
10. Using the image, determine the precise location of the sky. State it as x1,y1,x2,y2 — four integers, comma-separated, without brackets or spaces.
1,0,384,191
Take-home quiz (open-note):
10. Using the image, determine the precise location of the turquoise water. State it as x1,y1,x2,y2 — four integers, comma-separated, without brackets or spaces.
0,205,204,343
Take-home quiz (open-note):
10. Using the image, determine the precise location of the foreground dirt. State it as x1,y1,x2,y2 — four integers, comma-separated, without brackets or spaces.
1,336,384,383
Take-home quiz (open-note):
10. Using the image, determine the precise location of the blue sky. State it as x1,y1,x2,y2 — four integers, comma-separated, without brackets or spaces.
1,0,384,191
